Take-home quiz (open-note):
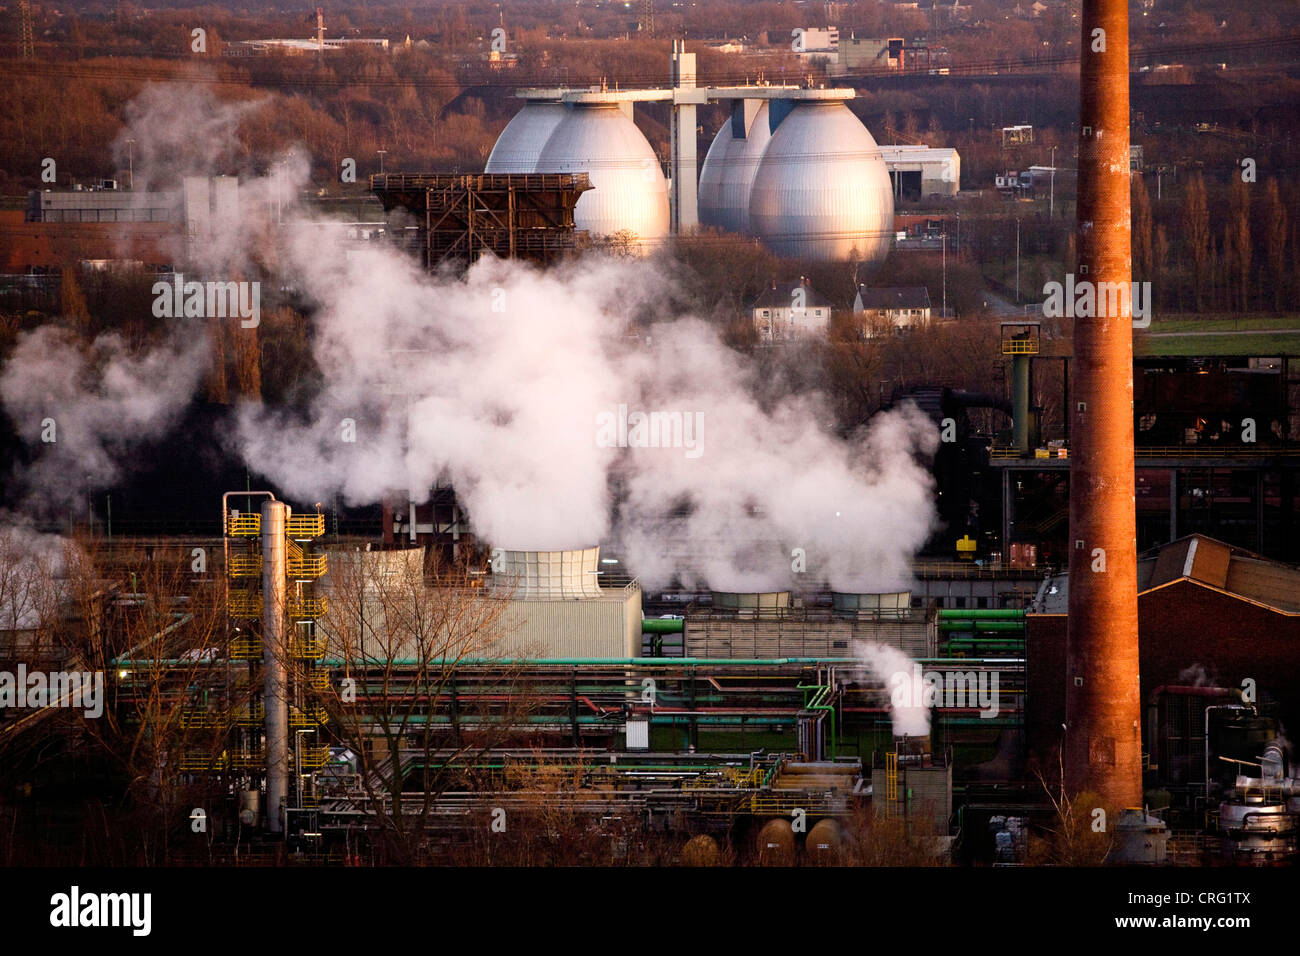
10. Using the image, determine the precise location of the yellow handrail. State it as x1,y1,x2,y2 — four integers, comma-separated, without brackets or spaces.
286,513,325,538
226,513,261,536
1001,339,1039,354
288,553,328,579
288,596,330,619
298,746,331,769
228,554,263,578
230,636,263,659
228,591,263,618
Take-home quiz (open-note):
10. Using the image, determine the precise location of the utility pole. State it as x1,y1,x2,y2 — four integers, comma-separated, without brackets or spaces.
18,0,34,60
1049,145,1056,219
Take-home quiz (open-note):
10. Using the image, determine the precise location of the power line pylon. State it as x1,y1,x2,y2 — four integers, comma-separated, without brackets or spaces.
18,0,35,60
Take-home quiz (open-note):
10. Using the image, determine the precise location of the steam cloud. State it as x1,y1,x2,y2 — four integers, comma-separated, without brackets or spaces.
0,327,207,513
857,642,931,737
4,83,941,593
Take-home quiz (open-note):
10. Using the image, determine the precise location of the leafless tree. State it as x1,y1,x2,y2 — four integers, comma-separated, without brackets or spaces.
307,548,534,864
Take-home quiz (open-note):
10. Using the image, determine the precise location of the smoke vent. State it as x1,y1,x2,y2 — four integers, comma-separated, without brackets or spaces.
832,590,911,619
498,547,604,599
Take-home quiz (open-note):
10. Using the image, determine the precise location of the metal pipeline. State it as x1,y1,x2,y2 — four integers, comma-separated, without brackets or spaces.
262,499,290,834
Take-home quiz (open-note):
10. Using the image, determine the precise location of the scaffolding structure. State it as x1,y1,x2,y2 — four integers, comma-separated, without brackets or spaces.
370,172,592,269
177,500,329,823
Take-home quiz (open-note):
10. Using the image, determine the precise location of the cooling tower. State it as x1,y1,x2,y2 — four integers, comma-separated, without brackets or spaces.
498,547,605,599
832,590,911,619
747,101,894,262
711,590,791,612
698,100,772,234
484,101,567,173
533,103,670,242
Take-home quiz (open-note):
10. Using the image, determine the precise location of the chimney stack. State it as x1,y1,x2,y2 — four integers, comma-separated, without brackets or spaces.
1063,0,1143,809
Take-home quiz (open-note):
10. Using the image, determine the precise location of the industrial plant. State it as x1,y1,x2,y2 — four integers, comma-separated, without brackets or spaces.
1,2,1299,919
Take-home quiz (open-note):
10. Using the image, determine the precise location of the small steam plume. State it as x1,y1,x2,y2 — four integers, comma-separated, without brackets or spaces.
1178,663,1216,688
0,328,207,515
857,642,930,738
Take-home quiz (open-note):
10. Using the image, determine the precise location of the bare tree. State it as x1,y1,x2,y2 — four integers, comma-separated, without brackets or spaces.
1182,173,1212,312
1262,179,1288,313
307,548,533,864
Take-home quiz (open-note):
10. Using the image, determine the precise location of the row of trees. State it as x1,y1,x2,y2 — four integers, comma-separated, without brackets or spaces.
1137,173,1294,314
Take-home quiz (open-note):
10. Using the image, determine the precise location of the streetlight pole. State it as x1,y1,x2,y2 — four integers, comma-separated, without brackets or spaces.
1049,145,1056,219
942,228,947,318
126,138,135,191
377,148,388,175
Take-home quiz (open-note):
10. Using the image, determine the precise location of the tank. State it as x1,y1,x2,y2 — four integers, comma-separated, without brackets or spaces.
755,818,796,865
497,547,604,599
832,590,911,619
1110,808,1170,864
680,833,721,866
698,101,772,234
485,101,568,173
533,103,670,243
1218,796,1297,862
805,818,844,862
748,101,894,262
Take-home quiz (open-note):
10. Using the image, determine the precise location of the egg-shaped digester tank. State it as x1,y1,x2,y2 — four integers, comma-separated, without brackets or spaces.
534,103,670,244
485,101,568,173
698,101,772,234
748,101,894,262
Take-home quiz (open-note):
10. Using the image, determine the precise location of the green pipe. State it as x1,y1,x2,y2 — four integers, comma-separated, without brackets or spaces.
797,682,837,760
642,619,685,634
938,621,1025,632
937,609,1026,620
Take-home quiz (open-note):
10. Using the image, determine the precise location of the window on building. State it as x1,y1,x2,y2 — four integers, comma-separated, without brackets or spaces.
977,596,989,609
955,596,967,609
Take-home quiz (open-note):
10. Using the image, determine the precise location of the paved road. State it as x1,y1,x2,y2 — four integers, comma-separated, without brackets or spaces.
1141,328,1300,337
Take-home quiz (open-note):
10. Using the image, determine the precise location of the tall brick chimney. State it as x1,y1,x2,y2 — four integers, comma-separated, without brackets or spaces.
1063,0,1143,808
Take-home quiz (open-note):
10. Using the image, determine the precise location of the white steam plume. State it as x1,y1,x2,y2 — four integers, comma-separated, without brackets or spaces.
0,328,207,514
857,642,930,738
6,83,942,593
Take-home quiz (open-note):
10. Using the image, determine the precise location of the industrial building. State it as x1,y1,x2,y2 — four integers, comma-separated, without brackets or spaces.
877,146,961,198
1026,532,1300,860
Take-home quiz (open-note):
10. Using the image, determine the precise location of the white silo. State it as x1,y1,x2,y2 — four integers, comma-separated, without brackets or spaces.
485,101,567,173
533,104,670,243
748,101,894,262
698,100,772,234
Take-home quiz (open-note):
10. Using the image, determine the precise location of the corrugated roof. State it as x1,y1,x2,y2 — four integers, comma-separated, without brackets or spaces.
1149,535,1230,589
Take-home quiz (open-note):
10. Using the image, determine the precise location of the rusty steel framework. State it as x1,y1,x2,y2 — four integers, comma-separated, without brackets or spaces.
1064,0,1143,808
370,172,591,269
